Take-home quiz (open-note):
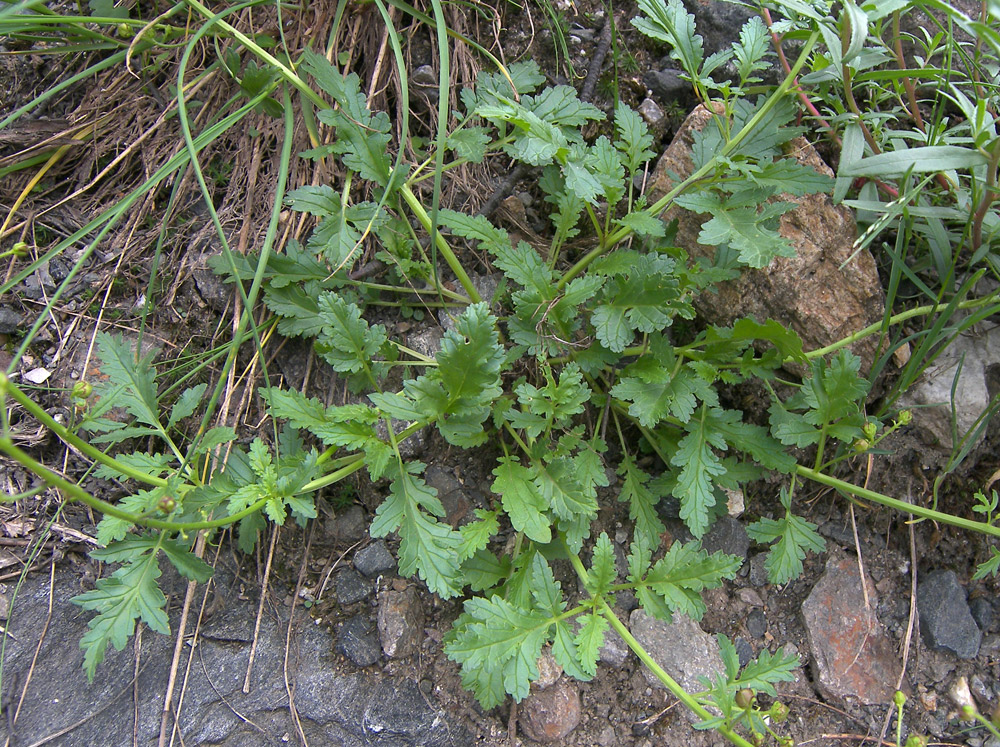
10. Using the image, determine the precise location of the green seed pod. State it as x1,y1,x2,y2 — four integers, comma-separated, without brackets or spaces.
72,381,94,400
904,736,928,747
11,241,29,258
862,421,878,441
735,688,755,709
893,690,907,708
158,496,176,513
897,409,913,426
853,438,870,453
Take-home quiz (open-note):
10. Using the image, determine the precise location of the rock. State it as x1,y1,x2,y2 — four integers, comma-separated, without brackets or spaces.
629,608,724,702
702,516,750,560
336,567,373,605
746,608,768,639
598,725,617,747
682,0,754,57
647,105,885,375
325,503,367,544
424,465,473,526
801,553,906,705
519,679,581,743
748,552,770,586
410,64,438,101
535,650,563,689
354,540,396,578
917,570,981,659
599,625,631,669
407,327,444,358
0,307,21,334
192,267,232,313
738,588,765,607
897,324,1000,451
644,68,688,102
734,636,754,668
337,614,381,666
377,587,424,659
970,596,995,633
637,97,665,127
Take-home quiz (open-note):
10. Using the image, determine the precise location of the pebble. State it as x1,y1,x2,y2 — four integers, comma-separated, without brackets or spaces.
0,307,21,335
336,614,381,666
746,608,768,639
336,567,373,605
970,596,995,633
519,679,581,743
734,637,754,668
599,626,631,669
354,540,396,578
748,553,770,586
702,516,750,560
917,570,981,659
637,98,665,128
738,588,764,607
377,587,424,659
324,504,367,544
535,651,562,689
598,725,617,747
643,68,688,101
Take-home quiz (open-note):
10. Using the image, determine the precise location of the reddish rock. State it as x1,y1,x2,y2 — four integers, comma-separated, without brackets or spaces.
519,679,581,743
647,105,885,374
801,552,908,704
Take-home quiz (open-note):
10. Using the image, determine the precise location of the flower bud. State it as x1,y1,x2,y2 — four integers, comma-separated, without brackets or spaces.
904,736,927,747
769,701,790,723
893,690,907,708
72,381,93,400
853,438,870,453
863,422,878,441
158,496,176,513
11,241,29,258
896,410,913,426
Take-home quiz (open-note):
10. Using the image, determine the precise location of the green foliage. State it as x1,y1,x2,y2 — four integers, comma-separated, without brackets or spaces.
746,488,825,585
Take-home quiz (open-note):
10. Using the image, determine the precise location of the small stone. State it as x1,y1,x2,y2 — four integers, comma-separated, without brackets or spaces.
801,553,905,705
629,609,724,706
599,626,630,669
377,587,424,659
970,674,992,704
407,327,444,358
749,553,770,587
702,516,750,560
0,593,10,621
637,98,665,127
734,637,754,668
336,614,381,666
354,540,396,578
325,504,366,544
643,68,688,101
970,596,994,633
598,726,617,747
746,608,768,639
535,651,562,689
336,567,372,605
738,588,764,607
520,679,581,743
917,570,981,659
0,307,21,335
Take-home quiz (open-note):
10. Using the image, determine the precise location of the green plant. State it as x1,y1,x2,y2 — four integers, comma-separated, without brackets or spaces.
7,0,1000,745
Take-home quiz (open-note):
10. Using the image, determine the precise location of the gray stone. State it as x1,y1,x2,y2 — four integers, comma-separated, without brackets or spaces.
336,567,373,605
734,637,754,668
354,540,396,578
802,553,906,705
644,68,688,102
520,679,581,743
749,552,770,587
0,307,21,334
917,570,981,659
702,516,750,560
337,614,381,667
683,0,754,56
377,588,424,659
192,267,232,313
325,504,367,544
629,608,724,705
406,327,444,359
599,625,631,669
0,562,469,747
970,596,995,633
746,608,768,639
424,465,473,526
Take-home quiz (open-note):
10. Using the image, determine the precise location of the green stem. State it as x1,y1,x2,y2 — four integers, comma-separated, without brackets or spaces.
0,374,169,488
399,183,482,304
796,465,1000,538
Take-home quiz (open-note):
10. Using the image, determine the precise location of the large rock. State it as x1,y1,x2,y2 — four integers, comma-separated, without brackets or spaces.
629,608,724,698
647,105,885,374
377,588,424,659
801,553,906,704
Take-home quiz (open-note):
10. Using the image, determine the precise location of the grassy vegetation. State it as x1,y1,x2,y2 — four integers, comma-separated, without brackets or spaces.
2,0,1000,744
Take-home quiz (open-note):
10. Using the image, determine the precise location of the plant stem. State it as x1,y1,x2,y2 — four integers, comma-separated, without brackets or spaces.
796,465,1000,538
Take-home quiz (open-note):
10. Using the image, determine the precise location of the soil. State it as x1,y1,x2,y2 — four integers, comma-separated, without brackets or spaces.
2,2,1000,746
